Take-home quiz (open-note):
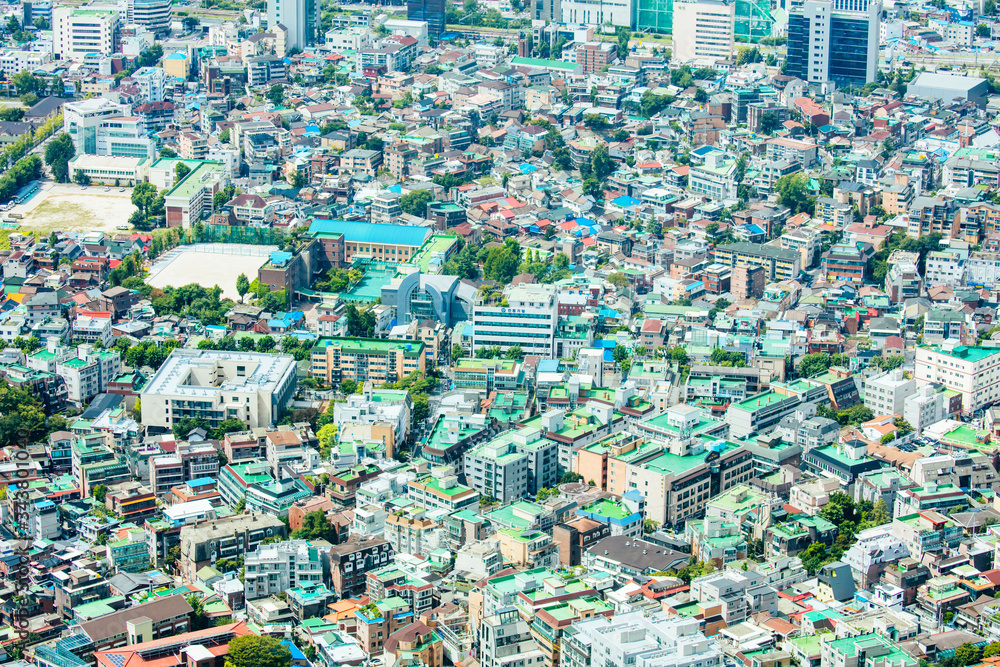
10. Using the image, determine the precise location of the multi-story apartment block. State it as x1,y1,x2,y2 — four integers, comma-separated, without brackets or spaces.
714,242,801,282
914,344,1000,415
891,511,962,560
310,337,426,386
243,540,325,600
688,154,739,200
910,452,1000,491
480,608,546,667
329,534,393,598
163,160,228,228
179,513,288,581
907,196,959,237
141,349,297,430
864,369,916,417
453,359,524,393
407,467,479,513
149,441,219,497
465,426,559,501
726,381,829,438
562,611,721,667
673,0,735,63
885,250,922,302
822,242,874,285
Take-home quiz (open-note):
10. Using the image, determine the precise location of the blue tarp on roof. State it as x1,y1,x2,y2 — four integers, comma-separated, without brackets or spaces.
307,219,431,246
538,359,560,373
612,195,640,207
519,164,536,174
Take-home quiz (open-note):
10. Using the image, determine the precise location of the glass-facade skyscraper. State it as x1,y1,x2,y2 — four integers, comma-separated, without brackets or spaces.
636,0,774,42
407,0,446,39
785,0,880,86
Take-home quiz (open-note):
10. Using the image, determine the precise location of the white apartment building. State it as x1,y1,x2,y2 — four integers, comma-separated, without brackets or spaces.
352,504,387,536
243,540,325,600
333,387,410,442
324,26,371,52
265,430,320,478
841,524,910,587
464,438,530,503
903,385,950,433
28,341,122,404
688,154,739,200
53,6,121,59
472,283,559,357
672,0,735,63
864,369,916,417
140,349,297,430
924,250,966,288
910,452,1000,491
966,252,1000,289
914,344,1000,415
563,611,722,667
480,608,546,667
132,66,169,103
0,50,52,75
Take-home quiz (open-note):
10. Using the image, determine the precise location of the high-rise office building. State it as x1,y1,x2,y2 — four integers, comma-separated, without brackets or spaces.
673,0,736,63
786,0,880,87
407,0,445,39
636,0,773,41
267,0,320,50
126,0,172,35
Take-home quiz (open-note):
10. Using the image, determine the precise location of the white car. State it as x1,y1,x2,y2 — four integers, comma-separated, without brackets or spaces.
104,186,110,191
117,224,129,230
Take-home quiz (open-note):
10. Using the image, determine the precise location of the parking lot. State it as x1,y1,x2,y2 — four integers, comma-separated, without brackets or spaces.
6,181,137,234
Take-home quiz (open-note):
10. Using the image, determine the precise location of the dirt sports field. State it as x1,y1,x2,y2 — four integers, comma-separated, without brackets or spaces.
8,182,137,233
146,244,277,300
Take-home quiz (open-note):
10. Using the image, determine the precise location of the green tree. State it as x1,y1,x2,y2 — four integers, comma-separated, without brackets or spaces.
182,15,201,31
92,484,108,503
978,22,991,37
797,352,831,378
44,132,76,183
954,643,982,667
399,189,433,216
483,244,519,283
983,643,1000,659
290,510,339,541
607,272,629,290
340,379,359,395
774,173,815,216
867,499,891,527
176,162,191,181
590,144,614,181
612,344,630,369
267,84,284,106
212,418,246,439
451,343,465,360
74,169,91,186
559,471,583,484
236,273,250,301
505,345,524,361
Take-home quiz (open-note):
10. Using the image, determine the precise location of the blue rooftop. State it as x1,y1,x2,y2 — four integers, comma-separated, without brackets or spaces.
612,195,640,207
270,250,293,267
538,359,560,373
188,477,216,487
308,219,431,247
